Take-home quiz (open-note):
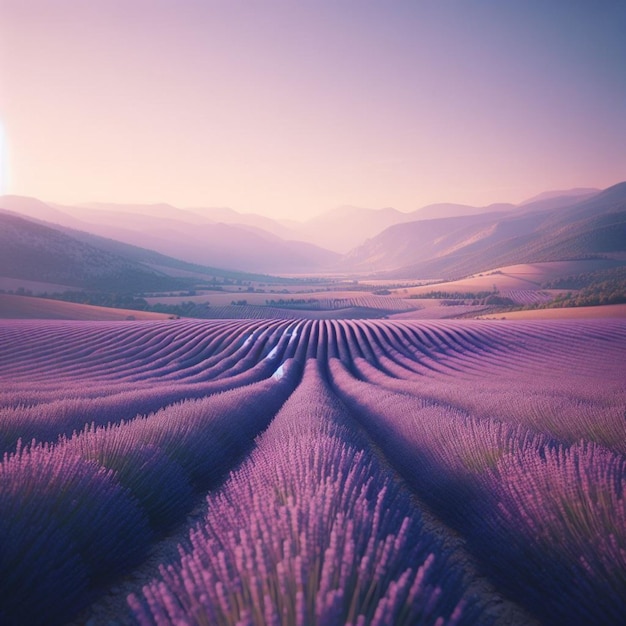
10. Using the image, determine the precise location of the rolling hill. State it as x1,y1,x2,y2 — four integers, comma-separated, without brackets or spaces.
0,211,275,292
341,182,626,278
0,293,173,320
0,197,339,274
2,184,623,287
289,189,598,253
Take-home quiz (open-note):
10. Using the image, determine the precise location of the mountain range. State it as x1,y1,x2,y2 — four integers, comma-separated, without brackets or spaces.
341,183,626,278
0,210,281,293
0,197,340,274
1,184,624,291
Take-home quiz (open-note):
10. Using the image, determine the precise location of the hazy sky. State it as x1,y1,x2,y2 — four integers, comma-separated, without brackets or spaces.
1,1,625,220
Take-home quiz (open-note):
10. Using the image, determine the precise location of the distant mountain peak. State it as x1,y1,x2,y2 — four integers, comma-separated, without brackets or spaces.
312,205,404,221
411,202,516,220
519,187,600,205
339,181,626,277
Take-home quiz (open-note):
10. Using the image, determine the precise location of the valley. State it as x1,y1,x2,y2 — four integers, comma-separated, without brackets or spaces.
1,183,625,323
0,184,624,626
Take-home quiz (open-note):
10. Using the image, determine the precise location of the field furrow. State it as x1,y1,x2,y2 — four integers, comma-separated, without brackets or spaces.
327,356,626,625
130,361,481,626
0,318,624,625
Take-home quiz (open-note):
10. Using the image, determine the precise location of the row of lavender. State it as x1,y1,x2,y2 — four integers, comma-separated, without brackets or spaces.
0,358,299,624
326,319,626,455
1,318,625,624
320,320,625,625
0,319,300,453
129,362,479,626
127,319,626,625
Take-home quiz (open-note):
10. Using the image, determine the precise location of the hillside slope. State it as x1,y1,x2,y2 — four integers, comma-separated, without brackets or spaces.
0,197,339,274
342,183,626,278
0,294,173,320
0,212,271,292
0,212,181,291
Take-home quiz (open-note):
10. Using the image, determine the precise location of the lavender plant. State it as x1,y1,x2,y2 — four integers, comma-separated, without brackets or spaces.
483,442,626,624
328,355,626,624
0,442,151,625
129,362,478,625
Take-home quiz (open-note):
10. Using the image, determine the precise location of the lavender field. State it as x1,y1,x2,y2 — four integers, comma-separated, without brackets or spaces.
0,318,625,626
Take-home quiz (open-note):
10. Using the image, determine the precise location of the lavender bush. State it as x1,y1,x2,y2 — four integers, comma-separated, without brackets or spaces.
0,442,151,625
129,362,478,625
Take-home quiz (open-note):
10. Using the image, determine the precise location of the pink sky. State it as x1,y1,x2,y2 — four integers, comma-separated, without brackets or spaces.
1,1,625,220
